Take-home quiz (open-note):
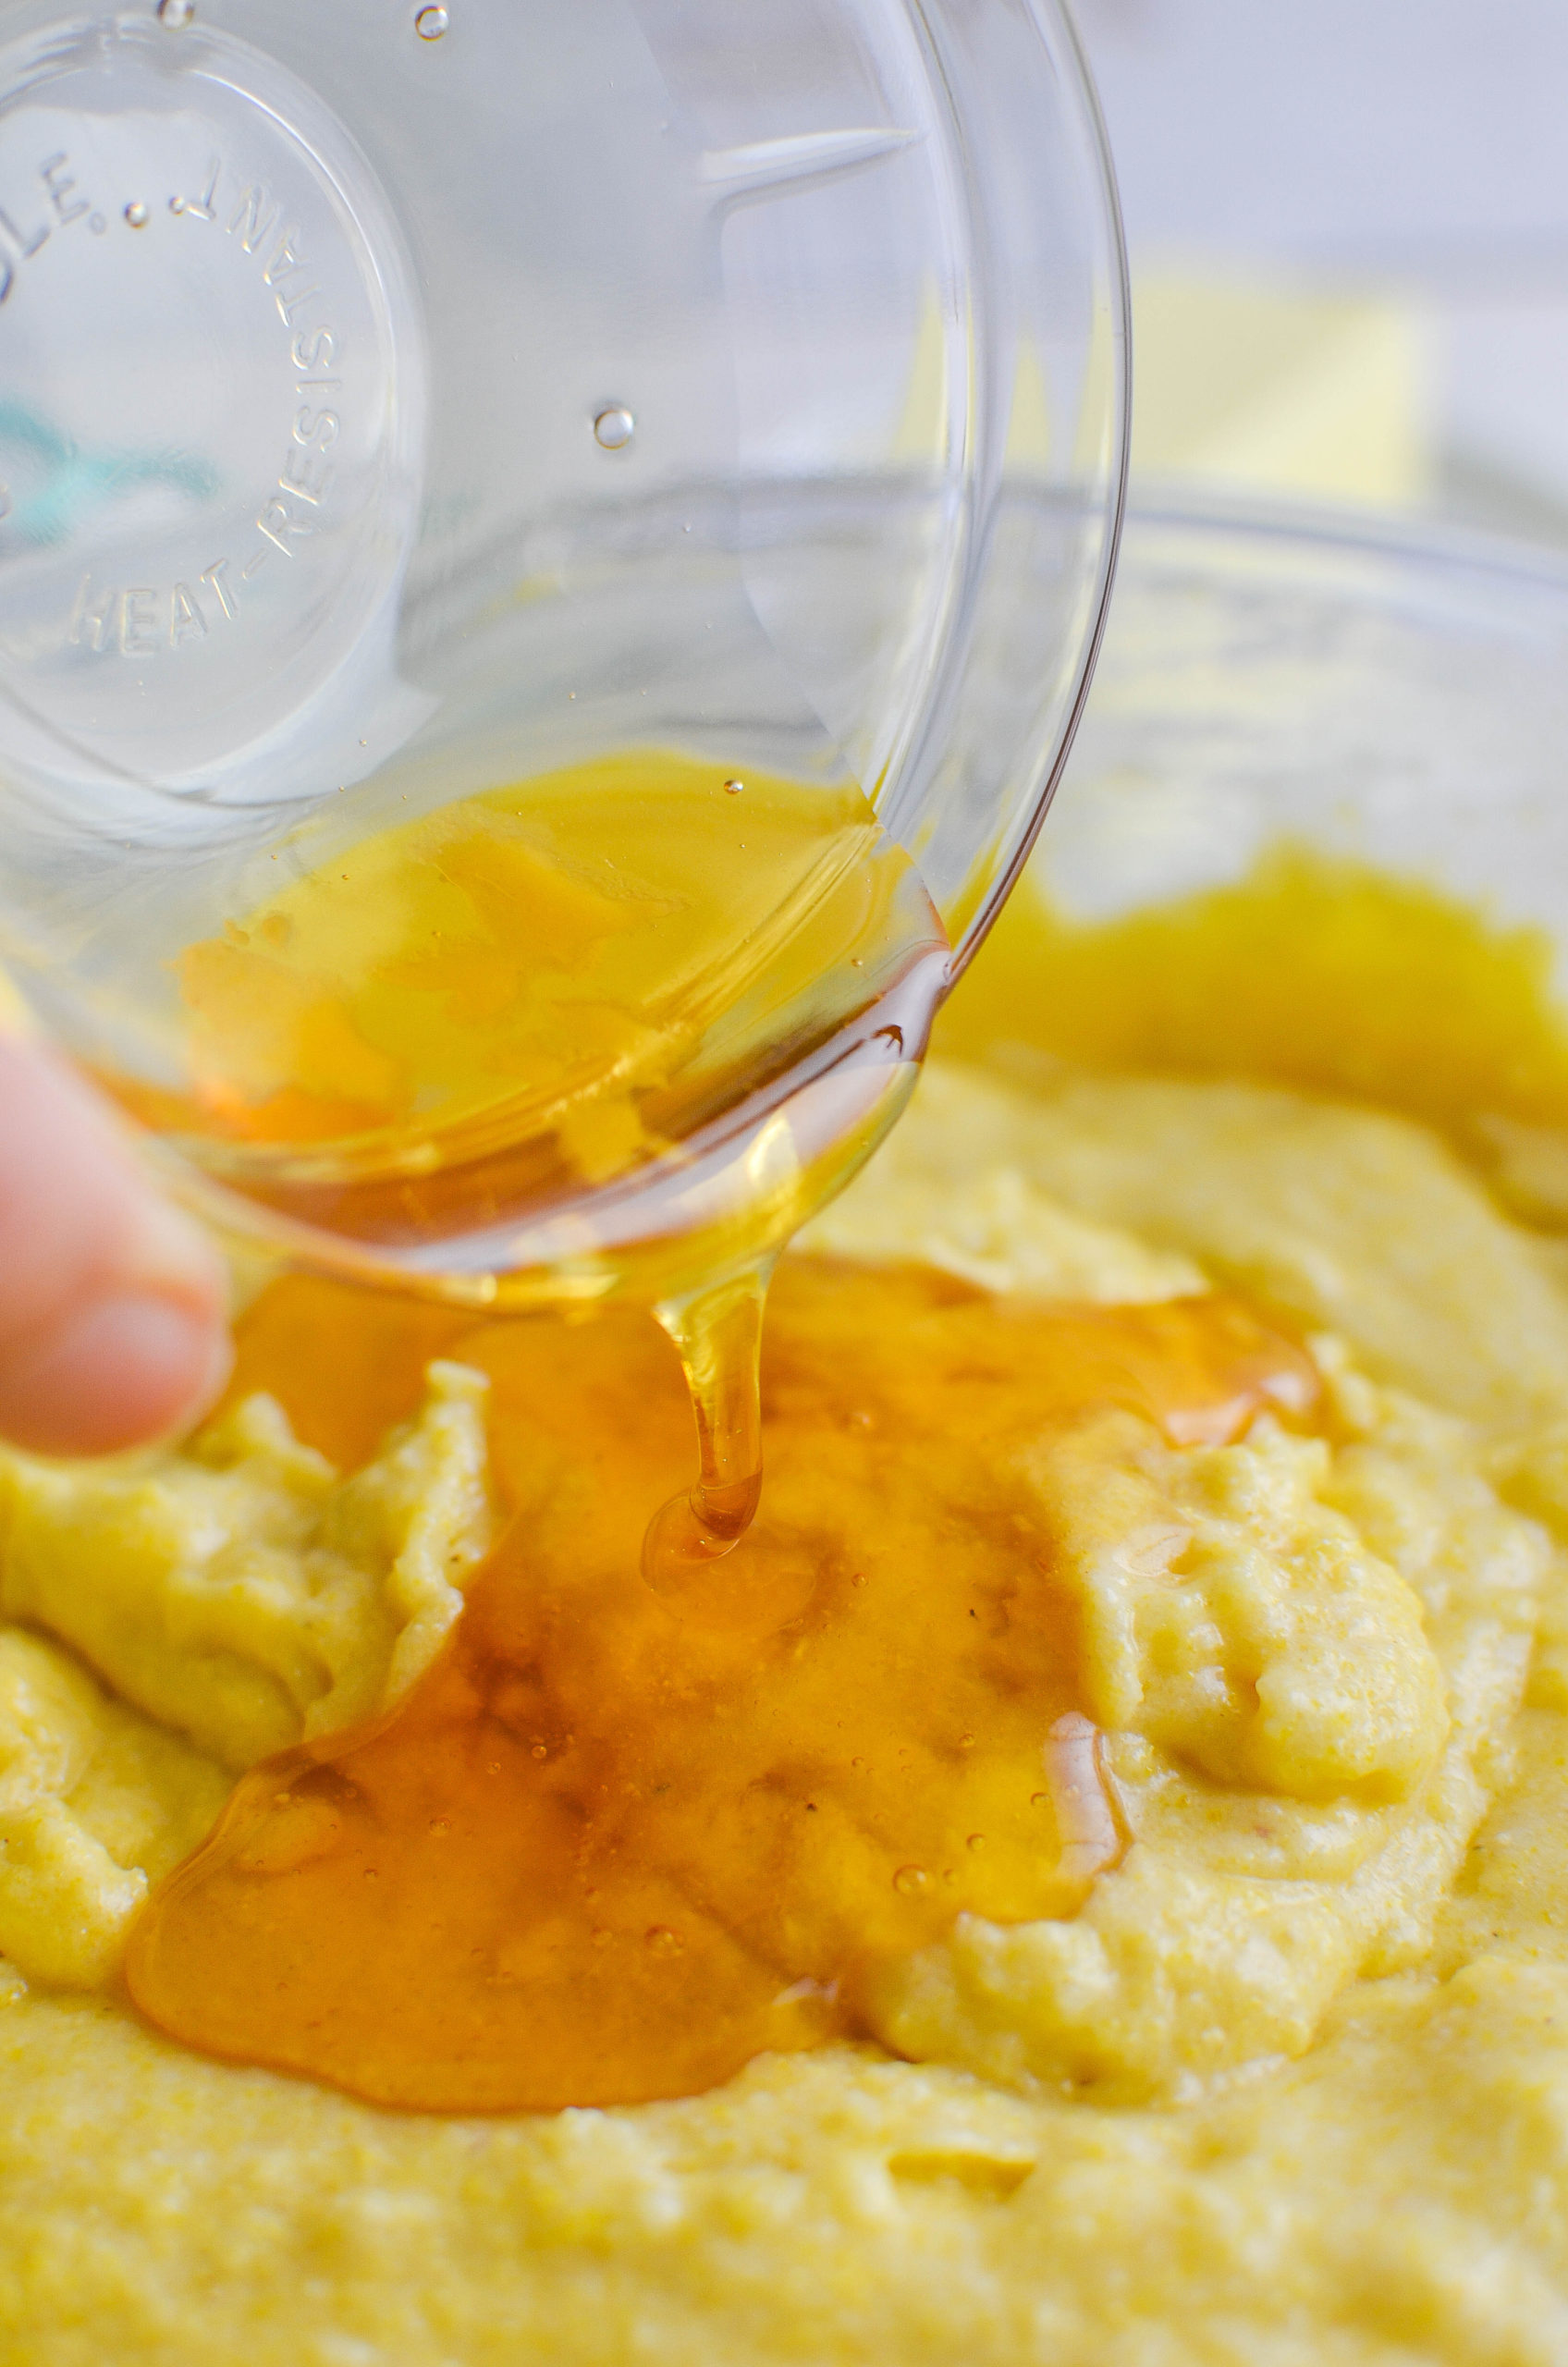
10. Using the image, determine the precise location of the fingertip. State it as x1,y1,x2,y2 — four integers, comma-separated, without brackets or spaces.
0,1289,234,1459
0,1034,235,1454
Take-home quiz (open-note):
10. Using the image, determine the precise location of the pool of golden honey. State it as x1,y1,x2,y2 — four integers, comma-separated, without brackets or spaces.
125,1260,1318,2111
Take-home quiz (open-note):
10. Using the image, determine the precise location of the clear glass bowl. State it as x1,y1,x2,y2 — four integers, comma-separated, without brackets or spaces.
1001,497,1568,1001
0,0,1128,1297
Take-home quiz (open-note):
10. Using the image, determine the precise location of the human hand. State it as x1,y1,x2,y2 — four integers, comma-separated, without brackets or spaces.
0,1033,231,1457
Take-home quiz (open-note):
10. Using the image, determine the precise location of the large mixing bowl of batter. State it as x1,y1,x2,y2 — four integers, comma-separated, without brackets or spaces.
8,501,1568,2361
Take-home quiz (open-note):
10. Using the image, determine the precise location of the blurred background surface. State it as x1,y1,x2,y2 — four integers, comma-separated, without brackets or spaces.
1075,0,1568,542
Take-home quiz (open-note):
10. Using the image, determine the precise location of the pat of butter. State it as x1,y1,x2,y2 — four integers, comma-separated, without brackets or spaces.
1132,271,1429,508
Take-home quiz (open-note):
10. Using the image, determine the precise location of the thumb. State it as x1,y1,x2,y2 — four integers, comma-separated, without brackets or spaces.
0,1034,232,1457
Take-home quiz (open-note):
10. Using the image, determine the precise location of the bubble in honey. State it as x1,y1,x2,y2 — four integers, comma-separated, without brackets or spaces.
893,1864,932,1898
124,202,149,229
414,4,449,35
645,1927,681,1958
233,1793,344,1876
966,1833,987,1853
725,779,745,796
156,0,195,24
594,406,636,451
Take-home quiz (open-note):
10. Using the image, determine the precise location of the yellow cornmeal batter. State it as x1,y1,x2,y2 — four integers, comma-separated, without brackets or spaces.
8,863,1568,2361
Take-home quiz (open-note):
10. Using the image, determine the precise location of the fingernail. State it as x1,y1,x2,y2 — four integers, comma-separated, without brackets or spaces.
0,1290,234,1459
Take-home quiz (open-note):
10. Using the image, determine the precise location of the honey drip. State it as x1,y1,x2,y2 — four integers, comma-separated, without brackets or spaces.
642,1264,771,1600
126,1261,1321,2113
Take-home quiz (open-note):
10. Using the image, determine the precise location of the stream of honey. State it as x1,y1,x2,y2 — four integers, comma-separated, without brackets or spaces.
126,1260,1321,2112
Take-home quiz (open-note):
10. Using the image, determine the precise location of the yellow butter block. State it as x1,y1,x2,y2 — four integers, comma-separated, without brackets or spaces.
1133,271,1430,509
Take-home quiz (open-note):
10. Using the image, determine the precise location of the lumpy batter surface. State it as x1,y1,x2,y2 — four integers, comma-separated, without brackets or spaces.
6,858,1568,2361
